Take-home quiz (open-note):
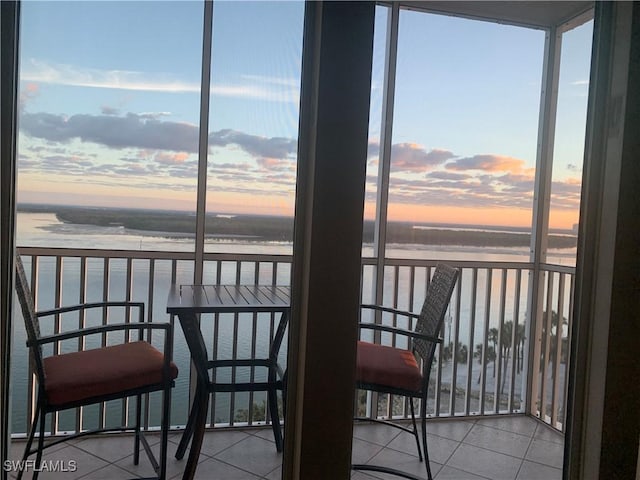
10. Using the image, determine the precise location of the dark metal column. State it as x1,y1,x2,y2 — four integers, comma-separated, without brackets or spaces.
567,2,640,479
1,1,21,478
285,2,375,478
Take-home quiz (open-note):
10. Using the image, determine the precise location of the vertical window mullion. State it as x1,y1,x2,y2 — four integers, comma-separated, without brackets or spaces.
194,0,214,285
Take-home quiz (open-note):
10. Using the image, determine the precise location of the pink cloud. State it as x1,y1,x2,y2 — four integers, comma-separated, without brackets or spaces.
446,154,528,173
256,157,294,171
19,83,40,110
154,152,190,165
391,144,454,172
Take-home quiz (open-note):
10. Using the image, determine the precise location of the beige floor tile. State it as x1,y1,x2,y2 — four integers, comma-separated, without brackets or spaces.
463,424,532,458
516,460,562,480
212,435,282,477
524,439,563,469
447,444,522,480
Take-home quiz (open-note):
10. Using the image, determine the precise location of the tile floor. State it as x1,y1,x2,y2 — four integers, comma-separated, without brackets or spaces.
9,415,563,479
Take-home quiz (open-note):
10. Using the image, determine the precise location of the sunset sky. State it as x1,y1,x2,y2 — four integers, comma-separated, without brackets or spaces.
16,2,593,229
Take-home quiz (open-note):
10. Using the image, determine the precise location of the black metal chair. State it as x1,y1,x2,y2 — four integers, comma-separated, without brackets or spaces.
353,263,459,480
14,254,178,480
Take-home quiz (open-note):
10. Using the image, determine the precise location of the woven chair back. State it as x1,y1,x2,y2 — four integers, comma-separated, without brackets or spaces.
14,255,46,384
413,264,459,365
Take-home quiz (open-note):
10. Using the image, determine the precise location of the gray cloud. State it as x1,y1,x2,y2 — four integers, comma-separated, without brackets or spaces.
392,144,453,172
20,112,300,167
100,106,120,115
209,129,297,159
367,141,380,159
18,110,581,211
493,173,535,193
367,141,454,173
20,112,200,152
427,171,470,181
255,157,295,172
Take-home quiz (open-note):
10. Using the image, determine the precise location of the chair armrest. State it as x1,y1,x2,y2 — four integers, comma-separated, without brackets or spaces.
358,322,442,343
36,301,145,322
360,304,420,320
28,322,172,347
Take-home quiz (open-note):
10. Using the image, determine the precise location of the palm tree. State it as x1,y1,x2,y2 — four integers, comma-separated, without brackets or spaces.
515,323,526,373
442,342,469,364
474,343,496,383
442,342,453,362
496,320,526,394
541,310,568,366
488,327,499,377
457,343,468,364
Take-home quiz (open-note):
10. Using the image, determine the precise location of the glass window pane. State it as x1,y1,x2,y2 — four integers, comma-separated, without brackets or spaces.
17,1,203,251
547,20,593,266
204,1,304,256
387,10,545,262
363,4,390,259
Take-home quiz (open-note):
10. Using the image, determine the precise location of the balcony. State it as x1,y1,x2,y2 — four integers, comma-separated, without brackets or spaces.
9,416,562,480
4,0,640,478
10,248,570,479
3,1,597,478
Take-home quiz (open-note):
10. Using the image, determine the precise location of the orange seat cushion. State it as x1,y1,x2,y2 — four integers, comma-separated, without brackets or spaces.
356,341,422,393
43,341,178,406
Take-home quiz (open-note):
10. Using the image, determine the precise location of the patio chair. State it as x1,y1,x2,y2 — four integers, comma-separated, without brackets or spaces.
14,254,178,480
353,263,458,480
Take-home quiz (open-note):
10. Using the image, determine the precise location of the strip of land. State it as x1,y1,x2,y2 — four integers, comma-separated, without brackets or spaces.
18,204,577,249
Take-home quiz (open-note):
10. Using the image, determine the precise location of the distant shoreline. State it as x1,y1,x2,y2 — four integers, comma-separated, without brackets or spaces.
17,203,577,249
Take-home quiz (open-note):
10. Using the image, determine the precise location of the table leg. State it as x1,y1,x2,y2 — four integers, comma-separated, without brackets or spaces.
268,366,283,452
181,383,209,480
268,386,282,452
176,382,201,460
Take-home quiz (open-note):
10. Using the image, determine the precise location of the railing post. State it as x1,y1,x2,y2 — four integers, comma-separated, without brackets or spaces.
524,24,562,418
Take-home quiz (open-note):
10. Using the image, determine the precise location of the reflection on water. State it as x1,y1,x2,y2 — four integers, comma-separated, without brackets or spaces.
17,212,576,265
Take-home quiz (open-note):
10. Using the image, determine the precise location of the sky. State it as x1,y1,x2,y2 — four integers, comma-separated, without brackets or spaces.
16,1,593,229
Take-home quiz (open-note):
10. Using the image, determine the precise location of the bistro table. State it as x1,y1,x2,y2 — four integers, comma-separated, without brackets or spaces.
167,284,290,480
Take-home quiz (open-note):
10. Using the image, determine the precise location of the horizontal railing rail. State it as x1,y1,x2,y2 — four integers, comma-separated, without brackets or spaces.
11,247,573,438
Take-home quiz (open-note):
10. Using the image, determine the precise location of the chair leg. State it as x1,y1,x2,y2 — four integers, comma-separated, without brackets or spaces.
268,386,283,452
159,383,172,480
17,404,40,480
281,370,287,436
420,400,433,480
267,363,283,453
409,398,423,462
33,410,46,480
134,394,142,466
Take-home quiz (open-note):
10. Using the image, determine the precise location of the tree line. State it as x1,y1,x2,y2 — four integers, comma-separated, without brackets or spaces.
18,203,577,248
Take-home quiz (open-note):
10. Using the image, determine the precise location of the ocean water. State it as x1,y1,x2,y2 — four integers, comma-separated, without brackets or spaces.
11,212,576,433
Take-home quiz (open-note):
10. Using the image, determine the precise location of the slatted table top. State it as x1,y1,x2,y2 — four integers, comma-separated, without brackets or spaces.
167,284,291,314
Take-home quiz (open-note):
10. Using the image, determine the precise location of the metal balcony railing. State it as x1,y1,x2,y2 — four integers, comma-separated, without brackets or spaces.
11,247,573,439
